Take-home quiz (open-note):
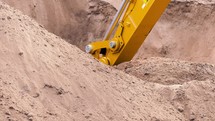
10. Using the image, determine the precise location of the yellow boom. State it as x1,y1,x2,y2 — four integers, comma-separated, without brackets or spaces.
86,0,170,65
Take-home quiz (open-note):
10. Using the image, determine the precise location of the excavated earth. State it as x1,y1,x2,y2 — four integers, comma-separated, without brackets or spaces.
0,0,117,49
1,0,215,64
0,0,215,121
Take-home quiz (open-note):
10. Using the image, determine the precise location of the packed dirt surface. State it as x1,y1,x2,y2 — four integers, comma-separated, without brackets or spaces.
117,57,215,85
0,0,215,121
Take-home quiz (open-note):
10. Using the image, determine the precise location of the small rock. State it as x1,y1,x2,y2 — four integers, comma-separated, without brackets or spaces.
27,112,34,117
5,112,11,115
177,106,184,112
7,16,11,20
57,88,64,95
190,113,196,121
8,118,16,121
9,106,14,110
39,25,44,28
28,117,33,121
32,93,40,98
85,116,90,119
18,52,23,56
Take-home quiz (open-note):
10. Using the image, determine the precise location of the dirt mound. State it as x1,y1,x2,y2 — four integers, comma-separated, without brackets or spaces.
117,57,215,85
1,1,215,121
136,0,215,64
154,79,215,121
117,57,215,120
0,2,186,121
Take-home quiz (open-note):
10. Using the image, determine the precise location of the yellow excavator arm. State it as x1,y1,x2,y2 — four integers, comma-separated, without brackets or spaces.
86,0,170,65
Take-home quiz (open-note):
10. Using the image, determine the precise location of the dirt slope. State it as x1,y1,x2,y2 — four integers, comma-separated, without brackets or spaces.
0,0,116,47
0,2,187,121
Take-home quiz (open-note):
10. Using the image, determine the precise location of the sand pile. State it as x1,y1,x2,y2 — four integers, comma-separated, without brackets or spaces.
0,1,215,121
0,2,188,121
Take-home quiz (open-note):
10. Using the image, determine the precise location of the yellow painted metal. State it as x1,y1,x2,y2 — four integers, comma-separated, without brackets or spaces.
87,0,170,65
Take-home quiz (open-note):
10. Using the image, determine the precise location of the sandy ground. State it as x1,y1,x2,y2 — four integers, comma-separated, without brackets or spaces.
0,0,215,121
